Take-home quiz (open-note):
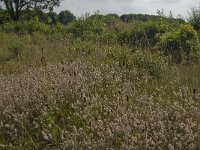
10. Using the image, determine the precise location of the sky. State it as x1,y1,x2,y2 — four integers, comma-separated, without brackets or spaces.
57,0,200,18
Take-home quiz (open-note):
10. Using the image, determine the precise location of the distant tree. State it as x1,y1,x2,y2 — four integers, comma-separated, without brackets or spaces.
105,13,119,19
188,4,200,31
156,9,165,17
120,14,133,22
88,14,104,20
46,11,58,24
58,10,76,25
104,13,120,25
120,14,160,22
0,0,61,21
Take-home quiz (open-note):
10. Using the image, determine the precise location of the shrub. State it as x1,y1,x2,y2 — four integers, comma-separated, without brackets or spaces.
18,18,51,34
129,21,168,47
0,9,11,24
1,18,51,34
156,24,200,64
132,50,167,78
67,16,106,40
100,31,117,45
20,9,46,22
117,21,169,48
117,28,130,45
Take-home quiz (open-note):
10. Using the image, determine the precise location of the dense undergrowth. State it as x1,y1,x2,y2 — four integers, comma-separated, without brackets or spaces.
0,13,200,149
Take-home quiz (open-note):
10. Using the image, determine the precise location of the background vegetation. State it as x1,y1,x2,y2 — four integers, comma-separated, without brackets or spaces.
0,3,200,149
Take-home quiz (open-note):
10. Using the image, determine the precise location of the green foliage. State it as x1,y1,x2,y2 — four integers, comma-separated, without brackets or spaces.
117,28,130,45
105,13,120,19
67,16,106,39
120,14,163,22
117,20,168,48
20,9,46,22
132,51,167,78
58,10,76,25
188,4,200,31
0,0,61,21
157,24,200,64
142,21,168,44
1,18,51,34
1,11,200,150
0,9,11,24
99,31,118,45
46,11,58,24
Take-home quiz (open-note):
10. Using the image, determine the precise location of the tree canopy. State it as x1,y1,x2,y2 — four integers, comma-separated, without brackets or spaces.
58,10,76,25
0,0,61,21
188,4,200,31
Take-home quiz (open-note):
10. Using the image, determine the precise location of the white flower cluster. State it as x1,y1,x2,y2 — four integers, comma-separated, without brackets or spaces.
0,61,199,149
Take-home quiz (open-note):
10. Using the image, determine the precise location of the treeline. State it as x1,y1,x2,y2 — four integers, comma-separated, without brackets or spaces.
0,8,186,25
0,9,76,25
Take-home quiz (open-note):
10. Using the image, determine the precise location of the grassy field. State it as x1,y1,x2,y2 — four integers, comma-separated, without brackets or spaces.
0,16,200,149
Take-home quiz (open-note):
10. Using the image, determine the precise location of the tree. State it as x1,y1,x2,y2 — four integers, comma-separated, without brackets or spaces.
187,4,200,31
105,13,119,19
46,11,58,24
58,10,75,25
0,0,61,21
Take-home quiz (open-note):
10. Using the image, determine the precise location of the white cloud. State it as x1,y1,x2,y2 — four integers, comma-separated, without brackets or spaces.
56,0,200,18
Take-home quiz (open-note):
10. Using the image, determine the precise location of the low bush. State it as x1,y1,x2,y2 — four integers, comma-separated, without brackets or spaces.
156,24,200,64
132,50,167,78
1,18,51,35
117,21,169,49
67,16,106,40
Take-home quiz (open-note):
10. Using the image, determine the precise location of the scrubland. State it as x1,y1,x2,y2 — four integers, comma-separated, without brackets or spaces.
0,14,200,149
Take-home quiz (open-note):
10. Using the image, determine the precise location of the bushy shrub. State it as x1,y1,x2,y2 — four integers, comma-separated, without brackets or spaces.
1,18,51,34
100,31,117,45
117,28,130,45
132,50,167,78
129,21,168,47
18,18,51,34
0,21,16,32
67,16,106,40
117,21,169,48
20,9,46,22
106,45,131,68
0,9,11,24
156,24,200,64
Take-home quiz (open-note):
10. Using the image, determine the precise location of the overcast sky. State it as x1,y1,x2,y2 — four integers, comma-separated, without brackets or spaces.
57,0,200,18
